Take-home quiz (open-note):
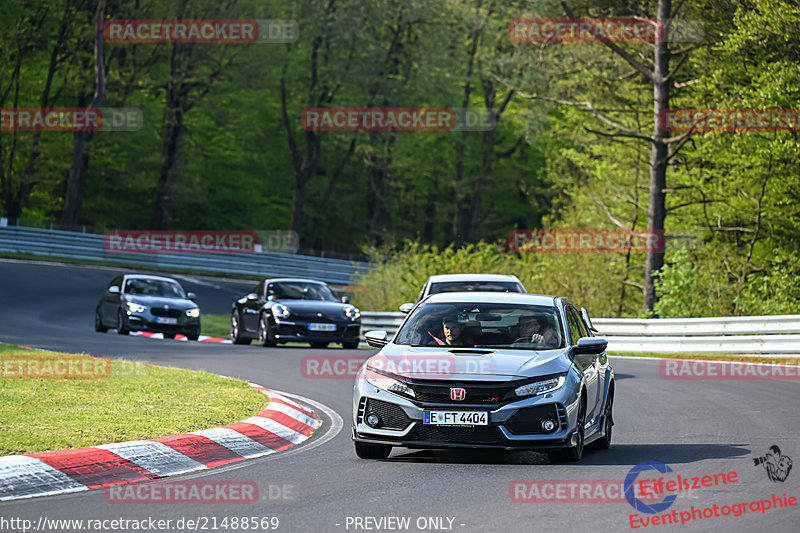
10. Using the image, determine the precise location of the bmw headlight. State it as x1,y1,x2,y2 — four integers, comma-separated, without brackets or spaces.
344,305,360,320
273,303,290,319
365,366,415,398
185,308,200,318
514,375,566,397
126,301,146,313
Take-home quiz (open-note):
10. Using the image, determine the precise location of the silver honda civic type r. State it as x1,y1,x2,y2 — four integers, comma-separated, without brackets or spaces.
352,292,614,462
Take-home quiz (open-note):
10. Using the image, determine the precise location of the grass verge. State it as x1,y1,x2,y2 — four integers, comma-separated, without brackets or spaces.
608,351,800,364
0,343,268,455
202,314,231,339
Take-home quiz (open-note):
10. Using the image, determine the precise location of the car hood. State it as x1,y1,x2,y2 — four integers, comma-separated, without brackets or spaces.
367,345,572,381
278,300,350,312
125,295,197,310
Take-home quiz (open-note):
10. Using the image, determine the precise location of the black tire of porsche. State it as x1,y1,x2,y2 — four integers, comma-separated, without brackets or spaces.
258,313,277,347
230,312,251,344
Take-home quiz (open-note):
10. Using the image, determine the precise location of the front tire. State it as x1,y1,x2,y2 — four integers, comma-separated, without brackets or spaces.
593,384,614,450
94,309,108,333
258,313,277,347
116,310,129,335
549,395,586,463
310,342,329,349
342,341,359,349
230,311,251,345
354,441,392,459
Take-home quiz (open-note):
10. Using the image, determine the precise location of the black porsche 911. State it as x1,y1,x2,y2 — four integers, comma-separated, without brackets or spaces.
230,278,361,348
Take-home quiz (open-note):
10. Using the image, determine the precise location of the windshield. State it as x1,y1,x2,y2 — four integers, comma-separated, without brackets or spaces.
393,302,564,349
267,282,338,302
124,278,185,298
428,281,523,296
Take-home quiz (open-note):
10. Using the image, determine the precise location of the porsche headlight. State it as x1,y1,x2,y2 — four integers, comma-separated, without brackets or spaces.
185,308,200,318
514,375,566,397
365,366,415,398
344,305,360,320
273,303,290,319
126,301,146,313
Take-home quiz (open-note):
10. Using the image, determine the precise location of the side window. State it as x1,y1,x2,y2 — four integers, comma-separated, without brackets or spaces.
565,307,583,345
572,307,590,339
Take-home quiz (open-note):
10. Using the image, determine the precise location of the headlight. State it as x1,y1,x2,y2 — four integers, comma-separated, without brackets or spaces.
344,306,360,320
185,308,200,318
126,301,145,313
365,366,415,398
273,303,290,319
514,375,566,397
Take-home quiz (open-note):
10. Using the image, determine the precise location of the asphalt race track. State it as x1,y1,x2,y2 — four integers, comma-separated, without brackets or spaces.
1,259,798,533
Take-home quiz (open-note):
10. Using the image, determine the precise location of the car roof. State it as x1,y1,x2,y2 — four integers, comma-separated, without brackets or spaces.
124,274,180,283
427,273,521,283
424,292,557,306
262,278,328,284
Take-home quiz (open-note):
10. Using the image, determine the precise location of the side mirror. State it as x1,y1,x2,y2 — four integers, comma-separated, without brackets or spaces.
581,307,598,333
108,286,120,294
341,296,351,304
187,292,197,301
573,337,608,355
399,303,414,314
246,292,259,301
364,330,389,349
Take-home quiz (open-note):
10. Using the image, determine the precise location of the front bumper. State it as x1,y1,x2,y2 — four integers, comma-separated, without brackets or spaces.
352,377,582,452
126,312,200,335
273,319,360,343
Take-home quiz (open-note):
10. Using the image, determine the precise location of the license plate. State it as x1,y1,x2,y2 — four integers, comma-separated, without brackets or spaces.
154,317,177,325
308,323,336,331
424,411,488,426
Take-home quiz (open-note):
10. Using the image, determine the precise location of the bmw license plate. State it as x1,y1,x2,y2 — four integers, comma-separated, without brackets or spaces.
154,317,177,325
308,323,336,331
424,411,488,426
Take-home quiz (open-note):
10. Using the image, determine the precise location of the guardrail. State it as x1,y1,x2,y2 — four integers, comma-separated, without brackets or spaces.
360,312,800,354
0,226,368,284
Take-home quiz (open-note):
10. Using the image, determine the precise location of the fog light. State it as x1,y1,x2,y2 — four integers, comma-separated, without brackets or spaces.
366,414,380,427
541,418,557,433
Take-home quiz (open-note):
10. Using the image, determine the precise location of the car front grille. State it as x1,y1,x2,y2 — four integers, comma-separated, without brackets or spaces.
151,307,183,318
364,399,412,430
409,382,514,404
405,424,506,444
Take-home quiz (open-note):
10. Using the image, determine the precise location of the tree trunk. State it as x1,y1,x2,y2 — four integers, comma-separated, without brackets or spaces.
643,0,671,312
61,0,106,228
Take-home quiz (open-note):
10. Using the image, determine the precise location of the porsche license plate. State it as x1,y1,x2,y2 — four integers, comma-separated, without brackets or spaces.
424,411,488,426
308,323,336,331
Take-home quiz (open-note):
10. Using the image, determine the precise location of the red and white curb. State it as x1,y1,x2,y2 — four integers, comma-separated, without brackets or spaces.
130,331,231,343
0,385,320,502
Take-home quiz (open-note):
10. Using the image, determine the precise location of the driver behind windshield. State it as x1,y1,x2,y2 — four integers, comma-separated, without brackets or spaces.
514,314,559,348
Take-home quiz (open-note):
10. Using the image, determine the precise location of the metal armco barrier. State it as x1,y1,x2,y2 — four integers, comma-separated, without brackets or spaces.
0,226,367,284
359,312,800,354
